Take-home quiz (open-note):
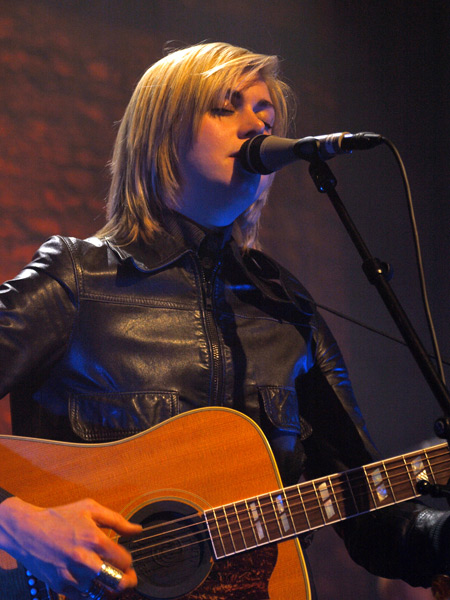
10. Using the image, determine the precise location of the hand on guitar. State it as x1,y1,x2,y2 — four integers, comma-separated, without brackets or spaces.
0,496,142,599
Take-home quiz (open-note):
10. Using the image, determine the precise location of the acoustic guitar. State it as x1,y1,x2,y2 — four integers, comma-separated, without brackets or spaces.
1,407,449,600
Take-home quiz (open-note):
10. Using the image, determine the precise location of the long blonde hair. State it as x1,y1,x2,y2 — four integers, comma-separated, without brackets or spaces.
98,42,295,248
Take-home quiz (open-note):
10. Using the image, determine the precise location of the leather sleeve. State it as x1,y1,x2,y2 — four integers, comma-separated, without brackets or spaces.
0,236,78,399
0,236,78,499
298,311,450,587
336,503,450,587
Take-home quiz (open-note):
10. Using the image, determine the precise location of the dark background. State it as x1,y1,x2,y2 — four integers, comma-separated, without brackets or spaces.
1,1,449,597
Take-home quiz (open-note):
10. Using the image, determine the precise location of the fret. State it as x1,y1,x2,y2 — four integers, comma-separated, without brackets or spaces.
272,491,296,536
385,455,415,501
222,503,247,553
221,505,237,553
365,463,395,507
423,450,436,485
426,447,442,483
427,444,450,486
312,481,326,525
246,498,269,544
329,472,358,520
244,499,260,545
268,492,284,537
345,467,371,514
402,454,417,495
409,451,430,488
204,507,224,558
316,476,340,522
216,506,238,555
236,499,259,549
381,460,397,502
284,484,311,533
327,475,343,520
280,488,298,535
343,471,359,514
404,444,450,493
256,496,279,542
205,443,450,560
231,502,250,550
362,465,378,508
298,481,324,529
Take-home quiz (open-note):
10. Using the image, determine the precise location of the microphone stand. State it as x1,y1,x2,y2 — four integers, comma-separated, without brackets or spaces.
307,159,450,473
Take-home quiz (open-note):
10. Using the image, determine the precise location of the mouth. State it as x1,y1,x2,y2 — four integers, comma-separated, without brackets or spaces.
231,152,258,176
230,152,247,169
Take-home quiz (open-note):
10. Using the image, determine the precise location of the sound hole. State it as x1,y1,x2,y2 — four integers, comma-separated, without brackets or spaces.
119,500,212,599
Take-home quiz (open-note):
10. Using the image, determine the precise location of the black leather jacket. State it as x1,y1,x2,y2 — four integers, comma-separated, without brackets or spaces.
1,213,448,587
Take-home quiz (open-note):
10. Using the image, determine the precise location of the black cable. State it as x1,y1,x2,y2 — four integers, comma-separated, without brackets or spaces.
315,301,450,369
380,137,446,384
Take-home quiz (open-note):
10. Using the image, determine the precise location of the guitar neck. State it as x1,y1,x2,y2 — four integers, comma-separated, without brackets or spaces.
205,442,450,559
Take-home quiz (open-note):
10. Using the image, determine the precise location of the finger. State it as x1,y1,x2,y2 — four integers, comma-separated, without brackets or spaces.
60,538,131,594
83,499,142,535
74,500,141,570
66,559,127,597
95,561,126,591
82,530,133,574
87,562,138,594
118,565,138,591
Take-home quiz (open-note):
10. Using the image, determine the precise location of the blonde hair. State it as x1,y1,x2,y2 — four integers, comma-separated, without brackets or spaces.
98,42,295,248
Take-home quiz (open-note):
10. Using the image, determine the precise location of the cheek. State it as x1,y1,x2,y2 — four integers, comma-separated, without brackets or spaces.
187,121,225,169
196,116,224,146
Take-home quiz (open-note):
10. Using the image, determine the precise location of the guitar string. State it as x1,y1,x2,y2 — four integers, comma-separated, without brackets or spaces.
128,459,450,564
124,447,449,551
125,451,450,556
121,452,450,563
128,460,450,564
124,448,450,548
124,450,450,543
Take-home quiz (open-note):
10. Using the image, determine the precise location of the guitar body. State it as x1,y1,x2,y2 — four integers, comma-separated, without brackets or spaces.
0,407,310,600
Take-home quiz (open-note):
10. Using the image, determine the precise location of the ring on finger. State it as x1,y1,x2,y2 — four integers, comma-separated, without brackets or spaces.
95,561,124,590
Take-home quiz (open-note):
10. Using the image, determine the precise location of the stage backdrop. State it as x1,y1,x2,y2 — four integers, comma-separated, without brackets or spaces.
1,1,449,599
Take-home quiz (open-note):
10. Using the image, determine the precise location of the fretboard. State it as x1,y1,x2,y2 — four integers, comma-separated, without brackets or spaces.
204,442,450,559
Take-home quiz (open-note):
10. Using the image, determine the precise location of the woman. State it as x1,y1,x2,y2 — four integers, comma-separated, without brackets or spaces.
0,42,449,599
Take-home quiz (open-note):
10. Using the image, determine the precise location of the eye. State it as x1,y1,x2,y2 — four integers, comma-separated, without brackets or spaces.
259,118,273,132
210,107,235,116
256,111,274,132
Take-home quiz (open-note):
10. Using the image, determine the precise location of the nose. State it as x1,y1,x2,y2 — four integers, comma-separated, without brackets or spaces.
238,108,267,138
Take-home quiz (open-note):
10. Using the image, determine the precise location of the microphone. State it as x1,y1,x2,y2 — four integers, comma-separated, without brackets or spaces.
238,132,384,174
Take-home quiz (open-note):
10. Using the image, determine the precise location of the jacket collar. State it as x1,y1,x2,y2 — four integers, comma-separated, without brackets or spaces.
105,210,233,273
103,211,313,315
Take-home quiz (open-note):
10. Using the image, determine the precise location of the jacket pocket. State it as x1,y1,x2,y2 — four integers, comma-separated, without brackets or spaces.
69,390,179,442
259,386,312,440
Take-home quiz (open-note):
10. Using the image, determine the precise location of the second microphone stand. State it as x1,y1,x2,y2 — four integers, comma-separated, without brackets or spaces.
307,159,450,443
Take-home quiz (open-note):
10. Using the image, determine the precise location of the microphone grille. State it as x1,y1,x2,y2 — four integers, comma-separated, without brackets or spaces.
238,135,274,175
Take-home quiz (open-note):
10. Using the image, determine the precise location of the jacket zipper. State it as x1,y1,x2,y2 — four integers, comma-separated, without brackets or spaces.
194,255,224,406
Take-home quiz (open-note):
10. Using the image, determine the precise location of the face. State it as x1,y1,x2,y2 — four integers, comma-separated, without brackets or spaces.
177,78,276,228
